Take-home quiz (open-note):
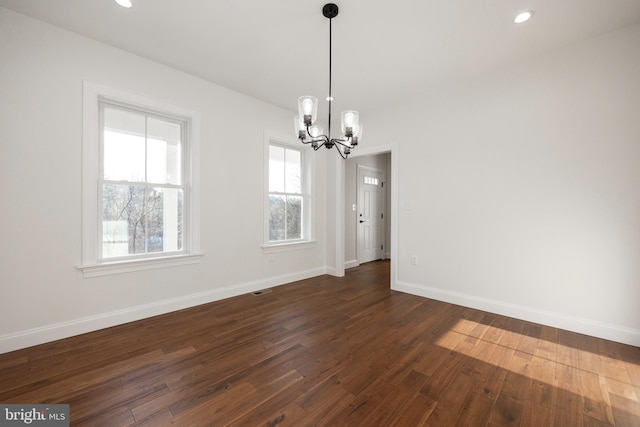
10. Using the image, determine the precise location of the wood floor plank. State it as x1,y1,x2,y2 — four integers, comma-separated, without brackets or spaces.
579,369,615,425
246,402,308,427
454,390,494,426
134,408,174,426
527,355,557,408
490,393,525,426
0,260,638,426
296,374,357,424
521,401,553,427
170,382,257,425
0,354,29,371
388,392,437,427
611,404,640,427
225,379,307,427
500,351,533,402
419,351,465,401
535,324,559,361
423,367,475,426
552,384,584,427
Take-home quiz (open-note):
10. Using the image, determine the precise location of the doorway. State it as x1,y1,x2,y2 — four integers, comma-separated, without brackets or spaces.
334,143,396,283
344,152,391,269
356,165,385,264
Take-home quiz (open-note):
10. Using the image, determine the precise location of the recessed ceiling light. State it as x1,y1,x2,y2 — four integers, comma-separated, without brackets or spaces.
514,10,534,24
115,0,133,8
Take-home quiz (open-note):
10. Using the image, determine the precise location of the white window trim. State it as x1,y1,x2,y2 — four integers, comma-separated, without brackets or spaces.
262,132,316,252
79,81,202,277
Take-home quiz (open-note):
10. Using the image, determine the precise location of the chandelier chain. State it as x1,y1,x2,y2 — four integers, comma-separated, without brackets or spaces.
328,16,332,138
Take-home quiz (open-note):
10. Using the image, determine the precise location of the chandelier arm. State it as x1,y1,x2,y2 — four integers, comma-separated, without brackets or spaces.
330,137,353,148
301,127,331,150
314,137,327,150
335,144,349,160
304,126,332,143
301,137,325,145
300,138,326,151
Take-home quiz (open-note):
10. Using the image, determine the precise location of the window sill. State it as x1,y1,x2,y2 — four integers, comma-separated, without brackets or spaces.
78,253,203,278
261,240,317,253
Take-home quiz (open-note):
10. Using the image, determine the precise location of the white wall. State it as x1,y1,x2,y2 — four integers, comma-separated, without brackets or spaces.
363,23,640,346
0,8,328,353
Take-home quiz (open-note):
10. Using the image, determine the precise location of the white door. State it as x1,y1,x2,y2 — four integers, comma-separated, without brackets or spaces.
357,166,384,264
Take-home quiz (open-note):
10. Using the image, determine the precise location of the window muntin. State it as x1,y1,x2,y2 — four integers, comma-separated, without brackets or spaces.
268,144,306,243
99,102,186,260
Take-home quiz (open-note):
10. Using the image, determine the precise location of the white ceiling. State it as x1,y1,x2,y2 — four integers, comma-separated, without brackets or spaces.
2,0,640,116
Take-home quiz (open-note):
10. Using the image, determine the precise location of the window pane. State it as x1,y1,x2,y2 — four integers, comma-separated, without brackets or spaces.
147,117,182,185
285,148,301,194
102,185,183,257
172,188,184,251
269,195,286,241
146,187,183,253
286,195,302,240
269,145,285,192
145,187,163,253
103,107,146,182
364,176,378,185
102,184,146,257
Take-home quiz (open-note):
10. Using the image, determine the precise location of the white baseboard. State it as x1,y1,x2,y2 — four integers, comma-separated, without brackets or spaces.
393,280,640,347
6,272,637,354
0,267,326,355
344,259,360,270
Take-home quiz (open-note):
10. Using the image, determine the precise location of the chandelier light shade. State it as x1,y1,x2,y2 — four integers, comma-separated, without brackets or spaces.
295,3,361,159
298,96,318,124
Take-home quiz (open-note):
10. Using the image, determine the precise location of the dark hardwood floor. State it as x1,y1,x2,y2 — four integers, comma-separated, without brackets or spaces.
1,261,639,426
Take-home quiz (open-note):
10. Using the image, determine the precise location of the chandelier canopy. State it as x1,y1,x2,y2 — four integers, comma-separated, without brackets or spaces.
294,3,361,159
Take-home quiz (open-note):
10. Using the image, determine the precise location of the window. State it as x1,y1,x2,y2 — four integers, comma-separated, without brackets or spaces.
80,82,201,277
100,103,184,259
364,175,379,186
265,138,313,247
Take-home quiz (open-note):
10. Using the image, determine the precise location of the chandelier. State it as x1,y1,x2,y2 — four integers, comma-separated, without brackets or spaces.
294,3,362,159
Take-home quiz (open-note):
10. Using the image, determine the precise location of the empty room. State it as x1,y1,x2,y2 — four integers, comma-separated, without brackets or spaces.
0,0,639,425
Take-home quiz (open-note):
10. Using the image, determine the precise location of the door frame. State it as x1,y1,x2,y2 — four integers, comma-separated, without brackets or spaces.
334,143,398,289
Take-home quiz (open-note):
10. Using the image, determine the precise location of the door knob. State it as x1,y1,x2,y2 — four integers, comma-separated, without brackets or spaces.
359,220,365,223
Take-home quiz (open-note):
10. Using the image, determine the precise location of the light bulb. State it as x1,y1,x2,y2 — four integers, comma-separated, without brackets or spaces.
309,125,324,138
302,99,314,114
345,112,355,125
115,0,133,8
